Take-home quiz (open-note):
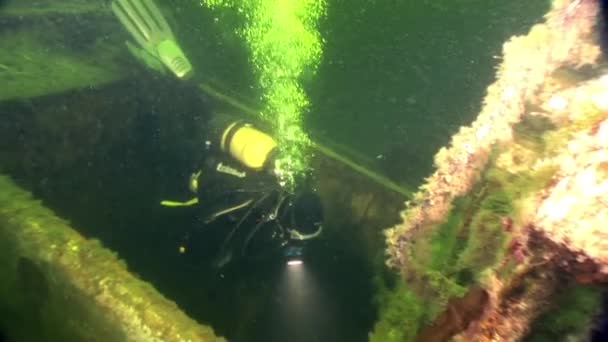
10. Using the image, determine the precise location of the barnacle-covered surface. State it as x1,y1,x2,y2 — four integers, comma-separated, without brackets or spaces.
530,75,608,279
375,0,607,340
0,174,225,342
385,0,601,268
453,71,608,342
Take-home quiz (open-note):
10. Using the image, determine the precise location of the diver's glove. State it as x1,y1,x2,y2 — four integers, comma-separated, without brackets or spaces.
159,170,201,207
111,0,194,79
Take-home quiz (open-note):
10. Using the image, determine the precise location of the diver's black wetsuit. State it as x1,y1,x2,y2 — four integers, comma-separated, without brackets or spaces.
191,152,294,267
195,153,280,224
167,114,322,268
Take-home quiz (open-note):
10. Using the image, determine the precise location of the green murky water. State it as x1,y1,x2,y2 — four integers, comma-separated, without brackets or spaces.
0,1,559,341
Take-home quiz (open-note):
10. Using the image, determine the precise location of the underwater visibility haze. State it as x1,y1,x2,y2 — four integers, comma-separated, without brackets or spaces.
0,0,608,341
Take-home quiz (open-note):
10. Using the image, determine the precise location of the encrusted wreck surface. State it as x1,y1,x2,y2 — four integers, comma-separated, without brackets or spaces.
385,0,601,269
0,174,225,342
379,0,607,340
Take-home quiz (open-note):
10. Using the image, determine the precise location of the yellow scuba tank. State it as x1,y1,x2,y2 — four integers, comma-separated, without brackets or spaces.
219,121,277,170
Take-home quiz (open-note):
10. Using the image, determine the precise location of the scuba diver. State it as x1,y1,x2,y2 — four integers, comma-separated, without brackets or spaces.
159,116,323,268
111,0,323,268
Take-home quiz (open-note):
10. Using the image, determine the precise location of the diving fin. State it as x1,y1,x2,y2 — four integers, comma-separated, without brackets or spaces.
125,40,167,75
111,0,194,79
